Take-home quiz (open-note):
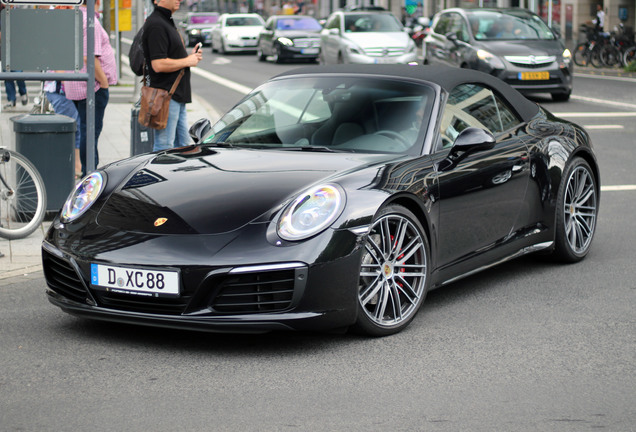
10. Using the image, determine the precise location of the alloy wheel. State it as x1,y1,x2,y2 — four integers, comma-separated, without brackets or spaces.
358,209,428,332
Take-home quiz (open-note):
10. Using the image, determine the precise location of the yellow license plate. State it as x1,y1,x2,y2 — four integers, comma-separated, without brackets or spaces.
518,71,550,80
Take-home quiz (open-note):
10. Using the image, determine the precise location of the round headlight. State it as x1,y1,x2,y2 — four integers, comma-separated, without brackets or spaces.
278,184,345,241
61,172,105,223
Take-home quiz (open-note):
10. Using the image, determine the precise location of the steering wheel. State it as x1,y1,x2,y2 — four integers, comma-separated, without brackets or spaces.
373,130,411,149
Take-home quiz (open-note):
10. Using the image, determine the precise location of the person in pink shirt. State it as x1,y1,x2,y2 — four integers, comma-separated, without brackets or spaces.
64,0,117,177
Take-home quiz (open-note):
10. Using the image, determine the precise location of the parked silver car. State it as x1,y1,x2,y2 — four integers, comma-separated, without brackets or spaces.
319,11,418,65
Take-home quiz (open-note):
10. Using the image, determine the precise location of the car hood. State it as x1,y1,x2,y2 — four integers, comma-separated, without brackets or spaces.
223,26,263,37
96,147,394,235
476,39,564,57
344,32,410,48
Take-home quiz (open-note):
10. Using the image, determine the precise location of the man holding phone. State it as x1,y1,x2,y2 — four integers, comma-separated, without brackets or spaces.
142,0,203,151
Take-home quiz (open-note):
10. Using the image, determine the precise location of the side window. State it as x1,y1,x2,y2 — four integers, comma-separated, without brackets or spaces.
449,13,469,42
437,84,521,150
433,13,451,35
326,15,341,30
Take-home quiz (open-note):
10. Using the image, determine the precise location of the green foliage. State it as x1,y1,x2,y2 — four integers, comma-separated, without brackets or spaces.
625,60,636,72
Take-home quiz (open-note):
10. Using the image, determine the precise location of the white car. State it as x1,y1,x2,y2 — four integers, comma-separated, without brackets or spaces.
320,11,418,65
211,13,265,54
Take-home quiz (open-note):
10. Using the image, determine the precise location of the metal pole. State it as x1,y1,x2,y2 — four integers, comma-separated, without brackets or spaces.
115,0,121,81
133,0,145,100
87,0,96,174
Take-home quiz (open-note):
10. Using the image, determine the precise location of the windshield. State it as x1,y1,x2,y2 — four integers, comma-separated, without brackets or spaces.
467,11,556,40
226,16,263,26
276,17,322,31
204,76,435,155
344,13,403,33
189,14,218,24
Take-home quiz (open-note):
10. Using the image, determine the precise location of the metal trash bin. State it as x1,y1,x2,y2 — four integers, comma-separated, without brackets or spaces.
130,99,154,156
11,114,75,212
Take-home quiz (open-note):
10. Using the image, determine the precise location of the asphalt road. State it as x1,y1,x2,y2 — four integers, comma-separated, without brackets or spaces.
1,55,635,431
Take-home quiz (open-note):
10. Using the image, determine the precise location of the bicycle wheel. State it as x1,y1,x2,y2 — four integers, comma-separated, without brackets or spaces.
0,150,47,240
589,47,604,68
573,43,590,67
600,46,620,67
624,46,636,66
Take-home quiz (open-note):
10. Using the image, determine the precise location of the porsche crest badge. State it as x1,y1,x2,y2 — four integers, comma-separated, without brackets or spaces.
154,218,168,227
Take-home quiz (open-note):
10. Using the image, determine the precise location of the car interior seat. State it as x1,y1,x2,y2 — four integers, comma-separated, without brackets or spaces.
311,99,367,146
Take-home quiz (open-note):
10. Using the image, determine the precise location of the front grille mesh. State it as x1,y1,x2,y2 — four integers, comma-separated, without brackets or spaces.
212,269,296,313
363,47,405,57
43,251,88,303
92,290,192,315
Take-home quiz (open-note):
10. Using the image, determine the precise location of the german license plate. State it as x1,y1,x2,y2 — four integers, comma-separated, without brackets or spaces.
301,48,319,54
90,264,180,297
518,71,550,80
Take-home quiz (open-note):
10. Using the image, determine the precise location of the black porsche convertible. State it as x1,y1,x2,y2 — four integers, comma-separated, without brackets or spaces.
43,65,600,336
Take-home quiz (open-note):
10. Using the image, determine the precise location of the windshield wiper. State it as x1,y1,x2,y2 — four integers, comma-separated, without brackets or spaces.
205,141,233,148
289,146,337,153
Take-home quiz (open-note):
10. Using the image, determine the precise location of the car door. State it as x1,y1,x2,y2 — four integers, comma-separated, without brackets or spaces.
430,83,530,272
320,14,342,64
425,12,453,66
259,17,275,55
426,12,468,67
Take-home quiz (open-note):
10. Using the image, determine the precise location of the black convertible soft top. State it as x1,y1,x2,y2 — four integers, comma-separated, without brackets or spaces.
273,65,540,123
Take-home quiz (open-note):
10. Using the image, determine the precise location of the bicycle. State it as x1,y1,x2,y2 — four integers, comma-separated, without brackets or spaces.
30,82,54,115
573,26,603,67
599,24,635,67
0,148,47,240
624,45,636,66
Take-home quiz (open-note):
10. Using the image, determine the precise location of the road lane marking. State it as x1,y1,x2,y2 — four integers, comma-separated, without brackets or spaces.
554,112,636,117
601,185,636,192
574,73,636,83
583,125,624,129
191,67,252,95
570,95,636,110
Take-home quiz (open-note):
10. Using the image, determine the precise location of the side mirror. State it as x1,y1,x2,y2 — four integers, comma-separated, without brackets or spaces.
189,118,212,144
438,127,495,171
453,127,495,153
329,28,340,35
445,32,458,43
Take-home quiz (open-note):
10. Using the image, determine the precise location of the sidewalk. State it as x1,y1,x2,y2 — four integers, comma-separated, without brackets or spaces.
0,70,220,280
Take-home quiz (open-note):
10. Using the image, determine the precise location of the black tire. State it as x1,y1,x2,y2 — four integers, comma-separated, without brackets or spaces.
573,43,590,67
353,205,430,336
0,150,47,240
589,48,604,68
623,46,636,66
551,157,598,262
599,46,620,67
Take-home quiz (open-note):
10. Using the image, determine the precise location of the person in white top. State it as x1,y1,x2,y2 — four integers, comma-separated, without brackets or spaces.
593,4,605,32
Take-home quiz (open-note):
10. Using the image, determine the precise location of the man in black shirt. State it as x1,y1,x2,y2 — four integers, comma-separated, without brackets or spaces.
142,0,202,151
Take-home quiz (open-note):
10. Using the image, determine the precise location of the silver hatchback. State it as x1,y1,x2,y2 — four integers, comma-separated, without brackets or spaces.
320,11,418,65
